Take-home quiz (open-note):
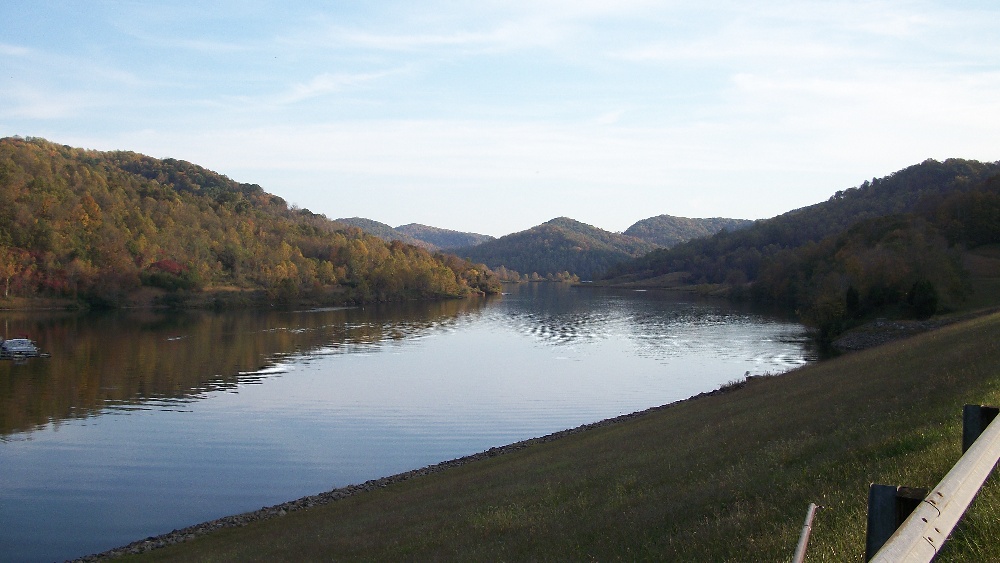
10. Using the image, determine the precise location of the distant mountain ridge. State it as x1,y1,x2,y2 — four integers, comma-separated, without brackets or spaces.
625,215,753,247
395,223,494,250
335,214,755,274
334,218,494,251
333,217,430,249
453,217,658,280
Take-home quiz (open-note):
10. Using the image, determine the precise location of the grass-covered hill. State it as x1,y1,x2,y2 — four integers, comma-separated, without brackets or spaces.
624,214,753,247
395,223,494,250
115,309,1000,561
453,217,658,281
0,137,499,307
604,158,1000,335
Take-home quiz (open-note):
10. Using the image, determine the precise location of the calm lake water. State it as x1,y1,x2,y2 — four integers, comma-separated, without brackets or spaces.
0,284,816,562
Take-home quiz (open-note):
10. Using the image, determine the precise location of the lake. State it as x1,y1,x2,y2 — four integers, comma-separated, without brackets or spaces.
0,284,817,562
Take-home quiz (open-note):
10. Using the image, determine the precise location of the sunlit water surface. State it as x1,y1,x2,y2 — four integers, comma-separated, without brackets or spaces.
0,284,816,561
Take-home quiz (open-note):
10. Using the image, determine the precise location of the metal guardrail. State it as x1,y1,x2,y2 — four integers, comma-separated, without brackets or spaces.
792,503,820,563
868,405,1000,562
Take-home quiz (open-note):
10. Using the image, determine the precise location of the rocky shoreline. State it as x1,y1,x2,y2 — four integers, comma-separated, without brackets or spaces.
831,318,953,351
830,309,998,352
74,384,745,561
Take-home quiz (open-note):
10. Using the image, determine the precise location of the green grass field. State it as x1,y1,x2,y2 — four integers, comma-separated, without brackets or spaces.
125,308,1000,562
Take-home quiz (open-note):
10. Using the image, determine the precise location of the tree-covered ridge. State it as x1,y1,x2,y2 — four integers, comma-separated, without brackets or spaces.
333,217,432,250
0,136,499,306
624,215,753,248
333,218,495,251
604,158,1000,335
607,159,1000,283
454,217,657,281
395,223,494,250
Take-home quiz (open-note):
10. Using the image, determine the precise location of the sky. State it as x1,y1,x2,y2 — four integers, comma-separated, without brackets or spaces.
2,1,999,237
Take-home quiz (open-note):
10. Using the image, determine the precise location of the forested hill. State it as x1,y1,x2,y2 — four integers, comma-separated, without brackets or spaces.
333,217,430,249
395,223,494,250
0,136,500,306
333,219,494,251
453,217,657,281
603,158,1000,335
624,215,753,248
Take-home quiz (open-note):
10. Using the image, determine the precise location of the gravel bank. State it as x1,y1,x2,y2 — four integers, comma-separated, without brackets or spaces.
831,309,998,352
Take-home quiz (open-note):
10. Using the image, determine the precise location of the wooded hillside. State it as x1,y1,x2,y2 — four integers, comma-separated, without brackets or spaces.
0,137,499,307
395,223,494,250
454,217,657,281
334,218,494,252
624,215,753,247
333,217,431,249
604,158,1000,336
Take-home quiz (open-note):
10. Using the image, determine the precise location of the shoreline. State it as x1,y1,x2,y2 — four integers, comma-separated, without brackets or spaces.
830,307,1000,352
74,382,747,561
69,308,997,560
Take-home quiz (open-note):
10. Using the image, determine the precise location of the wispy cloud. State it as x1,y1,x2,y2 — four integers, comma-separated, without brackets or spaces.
613,34,858,65
277,67,409,104
0,43,31,57
595,109,626,125
290,18,573,55
1,46,152,121
332,28,511,51
116,26,255,55
0,85,94,119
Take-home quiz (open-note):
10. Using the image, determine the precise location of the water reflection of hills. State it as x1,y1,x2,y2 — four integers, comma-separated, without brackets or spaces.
495,284,814,363
494,285,708,345
0,298,487,437
494,284,617,345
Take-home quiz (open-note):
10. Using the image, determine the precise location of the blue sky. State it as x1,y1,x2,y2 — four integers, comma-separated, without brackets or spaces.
2,1,998,236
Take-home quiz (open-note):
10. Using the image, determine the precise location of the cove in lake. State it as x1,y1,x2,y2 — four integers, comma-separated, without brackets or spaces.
0,284,817,562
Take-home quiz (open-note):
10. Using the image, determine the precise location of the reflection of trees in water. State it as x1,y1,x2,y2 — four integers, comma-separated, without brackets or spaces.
0,298,486,437
494,284,617,345
494,285,811,364
500,309,609,345
494,285,716,346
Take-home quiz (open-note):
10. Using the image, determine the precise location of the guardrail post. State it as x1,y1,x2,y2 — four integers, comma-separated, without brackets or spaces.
963,404,999,453
864,484,926,561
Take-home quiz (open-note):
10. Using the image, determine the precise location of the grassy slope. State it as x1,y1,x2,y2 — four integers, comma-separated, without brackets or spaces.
133,311,1000,562
963,244,1000,312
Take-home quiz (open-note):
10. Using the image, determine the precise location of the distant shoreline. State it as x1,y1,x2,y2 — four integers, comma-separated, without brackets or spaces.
0,287,490,313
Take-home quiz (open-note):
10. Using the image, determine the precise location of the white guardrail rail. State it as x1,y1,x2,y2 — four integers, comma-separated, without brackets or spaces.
869,405,1000,562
